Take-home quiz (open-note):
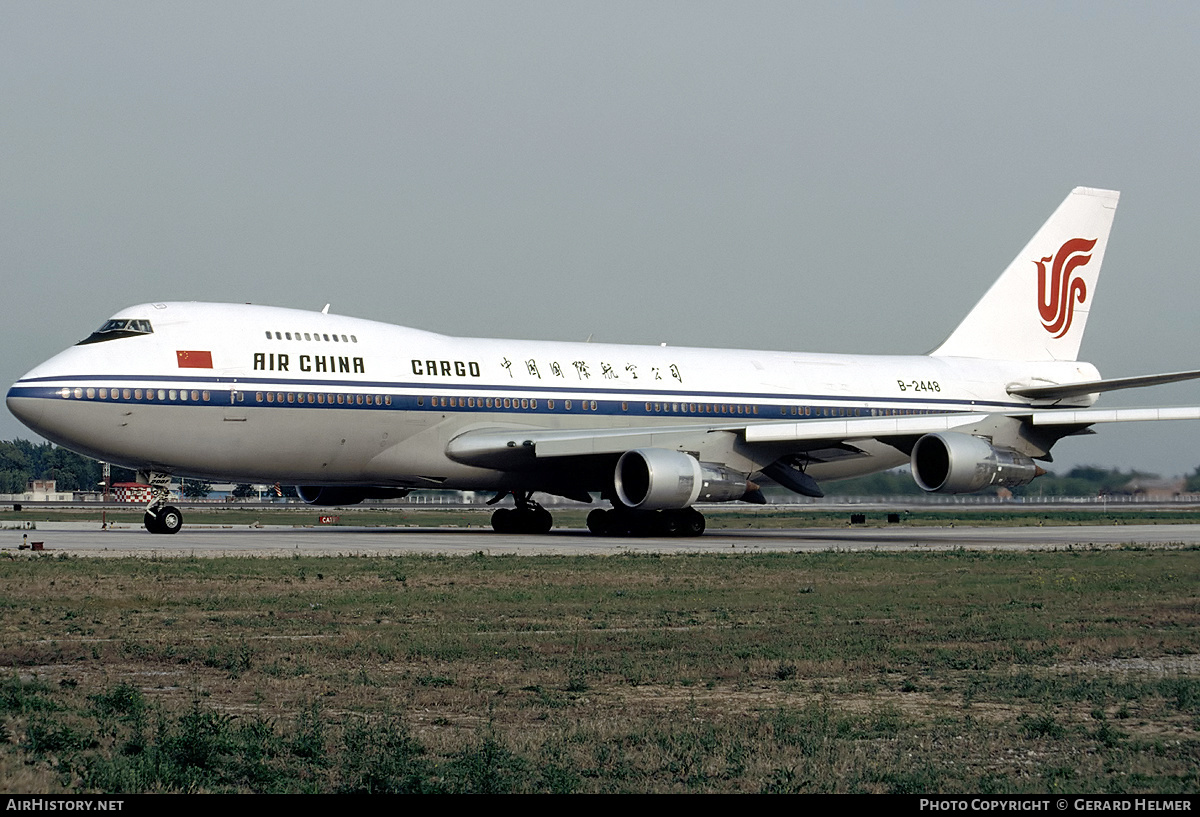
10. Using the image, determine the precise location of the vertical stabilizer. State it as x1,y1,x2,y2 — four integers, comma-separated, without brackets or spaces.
930,187,1119,361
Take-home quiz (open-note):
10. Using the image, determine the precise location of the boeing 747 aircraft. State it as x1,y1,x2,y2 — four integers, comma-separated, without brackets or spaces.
8,187,1200,536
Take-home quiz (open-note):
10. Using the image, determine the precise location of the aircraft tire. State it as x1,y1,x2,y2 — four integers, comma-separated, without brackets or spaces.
656,512,682,537
682,508,706,537
491,508,513,533
586,508,610,535
143,511,161,534
158,506,183,535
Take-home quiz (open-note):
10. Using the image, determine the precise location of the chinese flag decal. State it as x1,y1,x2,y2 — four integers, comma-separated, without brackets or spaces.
176,350,213,369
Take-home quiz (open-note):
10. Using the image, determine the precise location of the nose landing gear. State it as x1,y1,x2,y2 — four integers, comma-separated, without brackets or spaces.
140,471,183,534
144,505,183,534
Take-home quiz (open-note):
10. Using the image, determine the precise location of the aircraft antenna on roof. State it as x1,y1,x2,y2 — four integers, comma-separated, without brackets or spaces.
321,304,330,315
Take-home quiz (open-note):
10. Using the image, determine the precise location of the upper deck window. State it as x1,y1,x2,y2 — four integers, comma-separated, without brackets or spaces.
76,319,154,345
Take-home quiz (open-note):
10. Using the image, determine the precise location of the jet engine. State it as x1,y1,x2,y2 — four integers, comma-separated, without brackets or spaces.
910,432,1042,494
296,486,412,506
613,448,751,510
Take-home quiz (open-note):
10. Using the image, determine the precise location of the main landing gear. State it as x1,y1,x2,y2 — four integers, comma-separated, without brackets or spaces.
487,491,709,537
140,471,183,535
489,491,554,534
585,507,706,538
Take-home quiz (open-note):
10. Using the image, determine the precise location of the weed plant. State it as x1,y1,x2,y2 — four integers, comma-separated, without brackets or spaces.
0,549,1196,792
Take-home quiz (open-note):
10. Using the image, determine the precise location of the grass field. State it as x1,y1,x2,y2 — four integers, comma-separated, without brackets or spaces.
1,545,1197,793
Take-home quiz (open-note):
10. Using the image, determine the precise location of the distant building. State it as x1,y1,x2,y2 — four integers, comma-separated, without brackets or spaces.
112,482,156,503
0,480,74,502
1116,477,1186,499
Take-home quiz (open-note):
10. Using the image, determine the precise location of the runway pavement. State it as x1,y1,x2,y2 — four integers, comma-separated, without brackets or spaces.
5,521,1200,557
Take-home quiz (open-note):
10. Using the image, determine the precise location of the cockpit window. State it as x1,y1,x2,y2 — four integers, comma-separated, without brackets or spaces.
76,318,154,345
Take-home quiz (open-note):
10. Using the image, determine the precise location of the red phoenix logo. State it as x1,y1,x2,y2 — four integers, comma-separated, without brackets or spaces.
1035,237,1096,338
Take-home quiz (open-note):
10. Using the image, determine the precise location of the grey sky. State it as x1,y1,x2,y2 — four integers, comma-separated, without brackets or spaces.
3,2,1199,477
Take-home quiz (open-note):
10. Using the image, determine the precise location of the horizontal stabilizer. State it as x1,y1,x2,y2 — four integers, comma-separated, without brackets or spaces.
1008,369,1200,400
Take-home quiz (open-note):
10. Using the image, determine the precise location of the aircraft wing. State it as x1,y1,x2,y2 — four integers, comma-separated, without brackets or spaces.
448,404,1200,469
447,411,998,471
447,422,754,467
1027,406,1200,426
744,405,1200,442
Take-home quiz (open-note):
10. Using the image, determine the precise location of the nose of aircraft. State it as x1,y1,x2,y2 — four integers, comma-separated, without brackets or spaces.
7,343,91,438
7,380,46,435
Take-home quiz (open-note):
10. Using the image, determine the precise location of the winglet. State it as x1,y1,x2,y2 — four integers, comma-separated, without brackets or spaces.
931,187,1119,362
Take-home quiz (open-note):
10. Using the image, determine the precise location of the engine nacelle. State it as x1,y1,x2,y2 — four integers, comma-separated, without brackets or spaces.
614,449,750,510
910,432,1041,494
296,486,411,506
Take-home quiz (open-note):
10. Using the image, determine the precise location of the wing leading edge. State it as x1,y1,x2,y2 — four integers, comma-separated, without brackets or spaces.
447,402,1200,471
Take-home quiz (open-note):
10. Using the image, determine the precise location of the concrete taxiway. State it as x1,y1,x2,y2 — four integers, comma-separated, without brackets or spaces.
5,522,1200,557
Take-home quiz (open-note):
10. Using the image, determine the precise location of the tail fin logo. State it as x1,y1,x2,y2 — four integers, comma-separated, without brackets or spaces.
1035,237,1097,338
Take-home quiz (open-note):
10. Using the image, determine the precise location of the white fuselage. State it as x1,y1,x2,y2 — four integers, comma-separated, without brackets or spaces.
6,302,1099,490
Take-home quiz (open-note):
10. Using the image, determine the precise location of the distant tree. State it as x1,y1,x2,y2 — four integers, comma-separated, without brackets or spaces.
0,440,103,492
181,479,213,498
1013,466,1161,497
1188,466,1200,493
232,483,256,498
817,464,1178,498
0,440,32,493
823,467,925,496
